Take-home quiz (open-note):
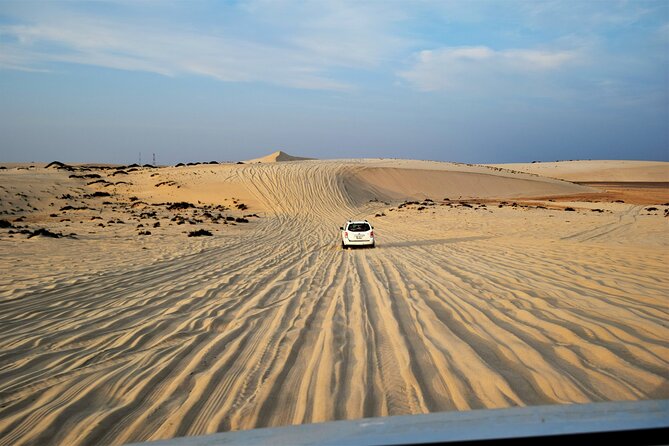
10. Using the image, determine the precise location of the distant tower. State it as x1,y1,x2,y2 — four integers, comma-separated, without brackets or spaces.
139,152,142,165
153,153,156,166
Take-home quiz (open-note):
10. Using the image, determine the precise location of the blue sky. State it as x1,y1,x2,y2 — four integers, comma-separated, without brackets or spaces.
1,0,667,164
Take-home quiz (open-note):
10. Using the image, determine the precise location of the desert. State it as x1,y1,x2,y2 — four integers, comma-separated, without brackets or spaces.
0,155,667,445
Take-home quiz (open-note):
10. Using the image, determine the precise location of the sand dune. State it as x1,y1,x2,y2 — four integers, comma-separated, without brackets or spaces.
244,150,314,164
0,158,667,445
488,160,669,183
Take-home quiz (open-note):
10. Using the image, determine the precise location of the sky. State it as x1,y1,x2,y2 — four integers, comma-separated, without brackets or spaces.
0,0,667,164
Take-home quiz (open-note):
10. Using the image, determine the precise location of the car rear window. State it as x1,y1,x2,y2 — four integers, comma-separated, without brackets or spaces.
347,223,370,232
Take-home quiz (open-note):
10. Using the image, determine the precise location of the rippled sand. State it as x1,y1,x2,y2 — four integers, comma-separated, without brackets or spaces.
1,159,667,445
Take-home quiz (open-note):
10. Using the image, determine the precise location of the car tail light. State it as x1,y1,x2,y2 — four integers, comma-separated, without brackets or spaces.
370,231,374,237
344,231,348,238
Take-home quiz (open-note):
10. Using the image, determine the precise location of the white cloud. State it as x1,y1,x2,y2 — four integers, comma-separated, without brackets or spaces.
0,2,407,91
502,49,577,69
399,45,581,92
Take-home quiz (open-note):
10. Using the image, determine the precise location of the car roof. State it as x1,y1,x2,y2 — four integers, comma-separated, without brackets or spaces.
346,220,370,225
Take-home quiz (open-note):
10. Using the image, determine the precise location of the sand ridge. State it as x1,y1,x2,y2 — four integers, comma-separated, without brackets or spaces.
488,160,669,183
243,150,314,163
0,158,667,445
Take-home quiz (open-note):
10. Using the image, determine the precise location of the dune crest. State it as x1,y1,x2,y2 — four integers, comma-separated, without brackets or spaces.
244,150,314,163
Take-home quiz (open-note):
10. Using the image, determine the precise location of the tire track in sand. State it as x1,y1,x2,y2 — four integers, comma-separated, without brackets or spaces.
1,161,667,445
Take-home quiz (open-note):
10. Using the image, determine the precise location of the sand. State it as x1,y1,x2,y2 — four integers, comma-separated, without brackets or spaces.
244,150,314,163
0,158,667,445
488,160,669,183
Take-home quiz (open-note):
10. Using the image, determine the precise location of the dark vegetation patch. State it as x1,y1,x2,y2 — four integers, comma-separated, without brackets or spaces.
397,201,419,209
564,207,576,211
84,192,111,198
26,228,76,239
155,181,177,187
188,229,212,237
45,161,74,171
167,202,195,210
60,205,93,211
0,219,13,228
69,174,102,179
86,179,109,185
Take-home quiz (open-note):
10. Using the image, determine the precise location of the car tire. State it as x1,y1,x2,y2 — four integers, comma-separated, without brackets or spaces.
342,242,347,250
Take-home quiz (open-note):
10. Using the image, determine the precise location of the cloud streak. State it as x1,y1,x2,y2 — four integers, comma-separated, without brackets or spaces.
399,45,581,93
0,2,406,91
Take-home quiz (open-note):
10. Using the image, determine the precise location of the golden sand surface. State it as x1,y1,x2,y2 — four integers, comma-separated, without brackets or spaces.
0,159,667,445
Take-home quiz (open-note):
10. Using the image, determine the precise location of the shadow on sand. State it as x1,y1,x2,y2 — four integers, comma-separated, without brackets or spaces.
378,235,494,249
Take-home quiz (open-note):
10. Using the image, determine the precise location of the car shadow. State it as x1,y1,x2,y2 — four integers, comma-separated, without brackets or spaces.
378,235,494,249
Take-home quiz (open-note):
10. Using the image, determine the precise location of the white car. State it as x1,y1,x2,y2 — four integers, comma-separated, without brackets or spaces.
340,220,375,249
